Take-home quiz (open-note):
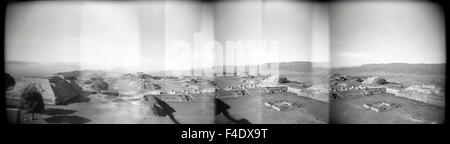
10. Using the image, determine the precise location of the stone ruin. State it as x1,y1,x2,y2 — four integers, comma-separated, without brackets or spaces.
144,94,196,103
15,77,82,105
363,101,401,112
264,100,302,111
263,86,288,94
215,90,248,98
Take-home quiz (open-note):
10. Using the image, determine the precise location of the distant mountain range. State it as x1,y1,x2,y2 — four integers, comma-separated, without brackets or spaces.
6,60,40,65
5,60,445,77
5,61,81,78
332,63,446,75
6,61,80,66
278,61,329,72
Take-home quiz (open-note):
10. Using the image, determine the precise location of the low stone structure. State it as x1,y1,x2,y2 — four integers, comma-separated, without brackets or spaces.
264,100,302,111
144,94,195,102
6,108,25,124
14,77,82,105
396,90,444,107
263,86,288,94
200,87,215,93
335,90,364,99
286,86,329,102
363,101,400,112
385,84,444,107
362,86,387,95
215,90,247,98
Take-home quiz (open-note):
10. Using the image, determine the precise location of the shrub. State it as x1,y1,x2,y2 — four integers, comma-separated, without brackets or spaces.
278,77,289,83
91,80,109,94
5,73,15,90
84,80,93,85
375,78,388,85
20,83,45,120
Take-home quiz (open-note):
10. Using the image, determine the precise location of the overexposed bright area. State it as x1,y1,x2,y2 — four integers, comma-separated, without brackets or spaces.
79,2,141,70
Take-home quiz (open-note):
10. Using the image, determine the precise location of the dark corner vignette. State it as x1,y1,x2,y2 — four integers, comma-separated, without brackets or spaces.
1,1,449,142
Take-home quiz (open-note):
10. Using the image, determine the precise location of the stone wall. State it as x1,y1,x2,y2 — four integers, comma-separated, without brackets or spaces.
397,90,444,107
287,86,328,102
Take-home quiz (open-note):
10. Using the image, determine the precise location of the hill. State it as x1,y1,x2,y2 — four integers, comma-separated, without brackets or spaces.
5,61,81,78
332,63,445,75
6,61,40,65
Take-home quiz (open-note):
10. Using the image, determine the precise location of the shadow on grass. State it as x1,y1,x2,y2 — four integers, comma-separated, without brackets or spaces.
60,95,90,105
44,115,91,124
102,91,119,96
215,98,252,124
144,95,181,124
44,108,77,116
112,98,126,103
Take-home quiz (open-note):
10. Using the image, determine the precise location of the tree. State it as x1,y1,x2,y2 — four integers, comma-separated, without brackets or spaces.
278,77,289,83
91,80,109,94
375,78,388,85
137,72,152,80
64,75,77,81
20,83,45,120
84,80,93,85
356,78,364,82
5,73,15,90
90,77,102,82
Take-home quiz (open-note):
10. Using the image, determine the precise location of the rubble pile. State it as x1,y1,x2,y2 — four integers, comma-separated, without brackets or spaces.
363,101,400,112
264,100,302,111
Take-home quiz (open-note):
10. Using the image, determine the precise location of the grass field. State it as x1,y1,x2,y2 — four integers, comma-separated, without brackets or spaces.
22,92,215,124
330,93,444,124
215,90,328,124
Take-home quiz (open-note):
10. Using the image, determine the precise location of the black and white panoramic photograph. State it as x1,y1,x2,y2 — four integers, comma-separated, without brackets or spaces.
3,0,446,124
329,1,446,124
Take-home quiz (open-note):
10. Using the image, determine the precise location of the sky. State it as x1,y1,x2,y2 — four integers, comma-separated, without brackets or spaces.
6,0,328,71
6,1,82,64
330,1,446,67
5,1,443,71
